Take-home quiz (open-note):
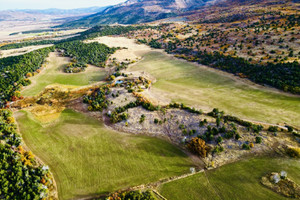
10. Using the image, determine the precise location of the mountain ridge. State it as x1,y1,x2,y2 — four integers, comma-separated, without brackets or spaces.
58,0,216,28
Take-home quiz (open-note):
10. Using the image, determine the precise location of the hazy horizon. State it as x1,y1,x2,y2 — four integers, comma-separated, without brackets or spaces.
0,0,126,11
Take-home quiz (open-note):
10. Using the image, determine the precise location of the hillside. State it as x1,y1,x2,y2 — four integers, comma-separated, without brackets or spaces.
58,0,214,27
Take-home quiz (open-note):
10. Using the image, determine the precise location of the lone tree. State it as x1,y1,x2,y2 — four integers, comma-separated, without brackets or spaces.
187,138,211,158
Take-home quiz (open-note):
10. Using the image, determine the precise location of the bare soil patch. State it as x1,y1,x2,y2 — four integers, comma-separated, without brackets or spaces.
85,36,151,62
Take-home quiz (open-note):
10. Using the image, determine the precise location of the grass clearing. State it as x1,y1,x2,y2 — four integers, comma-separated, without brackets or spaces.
129,51,300,127
159,157,300,200
15,109,193,200
21,52,107,97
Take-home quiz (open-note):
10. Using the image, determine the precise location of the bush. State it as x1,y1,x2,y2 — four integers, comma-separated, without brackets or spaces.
286,125,294,132
225,130,235,139
154,118,159,124
179,124,185,129
199,120,206,127
256,136,262,144
219,126,226,133
235,133,241,140
249,142,254,148
286,147,300,158
242,143,251,150
208,108,224,118
139,114,145,123
213,145,224,154
268,126,278,132
216,136,223,144
187,138,211,158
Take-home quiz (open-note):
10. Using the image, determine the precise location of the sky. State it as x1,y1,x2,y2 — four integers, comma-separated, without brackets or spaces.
0,0,126,10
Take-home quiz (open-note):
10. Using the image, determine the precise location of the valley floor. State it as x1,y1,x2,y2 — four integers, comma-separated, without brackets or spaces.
15,109,194,200
11,35,300,199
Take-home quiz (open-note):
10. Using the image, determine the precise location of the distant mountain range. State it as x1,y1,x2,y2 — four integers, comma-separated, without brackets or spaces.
58,0,217,28
18,7,109,15
0,7,108,22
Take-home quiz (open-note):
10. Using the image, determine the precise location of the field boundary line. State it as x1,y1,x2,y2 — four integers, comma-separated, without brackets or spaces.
203,170,223,200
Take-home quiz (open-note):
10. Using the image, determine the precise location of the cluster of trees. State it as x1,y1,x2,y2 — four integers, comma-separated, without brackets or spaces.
148,39,162,49
56,41,115,67
0,47,54,107
64,62,88,73
107,190,156,200
0,110,51,199
83,86,111,111
199,125,227,142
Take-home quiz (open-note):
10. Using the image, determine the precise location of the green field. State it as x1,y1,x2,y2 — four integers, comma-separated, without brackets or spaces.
15,109,193,200
21,52,107,97
130,52,300,127
159,157,300,200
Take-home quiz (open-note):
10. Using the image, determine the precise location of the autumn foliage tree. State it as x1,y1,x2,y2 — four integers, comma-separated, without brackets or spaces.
187,137,211,157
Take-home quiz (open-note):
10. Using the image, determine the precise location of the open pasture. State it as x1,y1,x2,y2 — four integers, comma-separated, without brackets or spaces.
15,109,194,200
129,51,300,127
22,52,107,97
159,157,300,200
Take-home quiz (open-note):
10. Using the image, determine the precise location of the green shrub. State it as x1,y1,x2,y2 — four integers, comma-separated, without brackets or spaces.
255,136,262,144
235,133,241,140
286,125,294,132
216,136,223,144
213,145,224,154
286,147,300,158
268,126,278,132
242,143,251,150
225,130,235,139
139,114,146,123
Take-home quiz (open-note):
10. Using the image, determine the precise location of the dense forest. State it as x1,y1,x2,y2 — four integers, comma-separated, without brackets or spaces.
0,110,52,199
0,47,54,107
56,41,115,67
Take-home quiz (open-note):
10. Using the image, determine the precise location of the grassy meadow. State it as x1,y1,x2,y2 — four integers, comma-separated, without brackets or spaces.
15,109,193,200
129,51,300,127
159,157,300,200
22,52,107,97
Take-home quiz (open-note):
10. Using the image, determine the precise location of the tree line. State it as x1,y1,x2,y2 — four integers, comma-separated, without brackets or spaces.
0,110,52,199
0,47,54,107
